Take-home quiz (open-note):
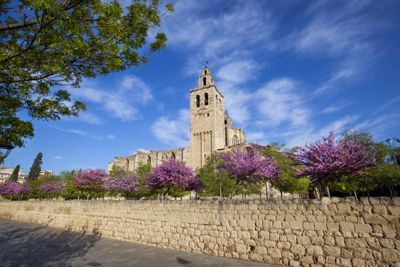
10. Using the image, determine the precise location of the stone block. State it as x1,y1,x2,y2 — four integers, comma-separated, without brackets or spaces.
363,214,387,225
354,223,372,233
388,206,400,216
291,244,305,255
323,245,341,256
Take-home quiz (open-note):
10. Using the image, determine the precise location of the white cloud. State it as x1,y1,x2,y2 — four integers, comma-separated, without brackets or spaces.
73,75,153,121
52,127,116,141
151,109,190,147
162,1,274,75
75,112,103,125
287,0,382,95
321,101,351,114
284,115,358,148
53,155,63,160
255,78,310,127
246,131,268,145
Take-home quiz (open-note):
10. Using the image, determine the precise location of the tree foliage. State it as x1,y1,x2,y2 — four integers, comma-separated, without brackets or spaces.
220,149,278,187
8,164,20,182
263,144,310,195
28,152,42,180
0,0,173,156
294,132,373,187
197,154,236,198
148,159,201,195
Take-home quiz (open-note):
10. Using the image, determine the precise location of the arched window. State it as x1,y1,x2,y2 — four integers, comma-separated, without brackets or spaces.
204,93,208,105
204,69,207,75
232,135,239,146
196,95,200,107
147,155,151,166
126,159,130,172
203,77,207,86
171,152,176,159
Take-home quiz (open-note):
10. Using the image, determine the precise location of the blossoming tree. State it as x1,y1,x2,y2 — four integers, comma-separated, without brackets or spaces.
0,181,29,199
294,131,373,198
148,159,201,197
220,149,279,197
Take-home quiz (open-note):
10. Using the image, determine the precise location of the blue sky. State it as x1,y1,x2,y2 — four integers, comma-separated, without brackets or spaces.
5,0,400,174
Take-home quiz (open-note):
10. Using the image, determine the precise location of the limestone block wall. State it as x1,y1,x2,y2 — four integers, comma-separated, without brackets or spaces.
0,198,399,267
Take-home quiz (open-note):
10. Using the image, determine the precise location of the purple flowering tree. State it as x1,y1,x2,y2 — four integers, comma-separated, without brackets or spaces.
0,181,30,199
220,149,279,197
103,175,138,195
38,181,64,195
148,159,201,196
73,169,109,192
295,131,373,197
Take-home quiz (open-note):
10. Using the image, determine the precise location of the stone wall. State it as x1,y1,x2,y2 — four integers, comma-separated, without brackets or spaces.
0,198,399,267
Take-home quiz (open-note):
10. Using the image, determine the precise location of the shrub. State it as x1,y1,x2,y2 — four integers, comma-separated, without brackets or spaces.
0,181,30,200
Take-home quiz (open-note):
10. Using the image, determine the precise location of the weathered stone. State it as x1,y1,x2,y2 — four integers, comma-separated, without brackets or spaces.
323,245,341,256
363,214,387,225
291,244,305,255
336,257,352,267
381,248,400,262
339,222,354,233
354,223,372,233
387,206,400,216
352,258,366,267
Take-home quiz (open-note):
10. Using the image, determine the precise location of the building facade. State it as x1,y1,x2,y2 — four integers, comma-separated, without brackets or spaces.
108,66,246,172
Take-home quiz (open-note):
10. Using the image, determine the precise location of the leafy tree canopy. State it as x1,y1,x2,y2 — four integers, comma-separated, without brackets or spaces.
0,0,173,156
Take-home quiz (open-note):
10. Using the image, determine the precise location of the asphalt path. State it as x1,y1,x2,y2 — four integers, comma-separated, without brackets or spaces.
0,218,282,267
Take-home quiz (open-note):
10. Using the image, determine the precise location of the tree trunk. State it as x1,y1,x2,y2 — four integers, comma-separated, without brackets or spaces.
353,190,358,202
326,186,331,198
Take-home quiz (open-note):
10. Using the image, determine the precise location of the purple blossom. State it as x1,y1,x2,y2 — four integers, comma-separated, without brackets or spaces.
220,149,279,183
148,159,201,191
38,181,64,193
73,169,109,191
0,181,30,195
295,131,373,185
103,175,138,192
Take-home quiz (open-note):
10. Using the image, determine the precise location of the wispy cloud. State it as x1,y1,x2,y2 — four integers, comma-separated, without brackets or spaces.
151,109,190,147
321,101,351,114
72,75,153,121
255,78,310,127
52,127,116,141
53,155,63,160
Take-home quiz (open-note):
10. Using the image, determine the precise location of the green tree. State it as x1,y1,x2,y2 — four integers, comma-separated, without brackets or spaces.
8,164,20,182
197,154,235,198
28,152,42,180
264,144,310,198
330,132,400,197
0,0,173,158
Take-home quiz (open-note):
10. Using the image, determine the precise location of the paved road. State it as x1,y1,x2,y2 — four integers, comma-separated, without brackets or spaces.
0,219,281,267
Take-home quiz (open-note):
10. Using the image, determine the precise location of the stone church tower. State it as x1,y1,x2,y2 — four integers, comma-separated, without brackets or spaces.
108,66,246,172
189,66,225,169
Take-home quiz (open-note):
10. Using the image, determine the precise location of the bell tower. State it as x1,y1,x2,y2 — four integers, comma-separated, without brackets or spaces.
189,66,225,169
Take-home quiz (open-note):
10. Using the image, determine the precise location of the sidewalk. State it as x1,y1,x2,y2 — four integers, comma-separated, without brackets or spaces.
0,218,282,267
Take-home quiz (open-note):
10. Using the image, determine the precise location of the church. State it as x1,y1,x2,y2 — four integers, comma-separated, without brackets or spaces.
108,66,248,172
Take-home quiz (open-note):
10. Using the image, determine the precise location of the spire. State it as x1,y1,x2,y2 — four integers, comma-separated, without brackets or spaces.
198,66,214,88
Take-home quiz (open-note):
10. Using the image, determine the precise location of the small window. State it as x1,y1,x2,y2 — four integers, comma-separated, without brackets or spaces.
204,69,207,75
204,93,208,105
207,113,209,117
203,77,207,86
196,95,200,107
224,119,227,124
